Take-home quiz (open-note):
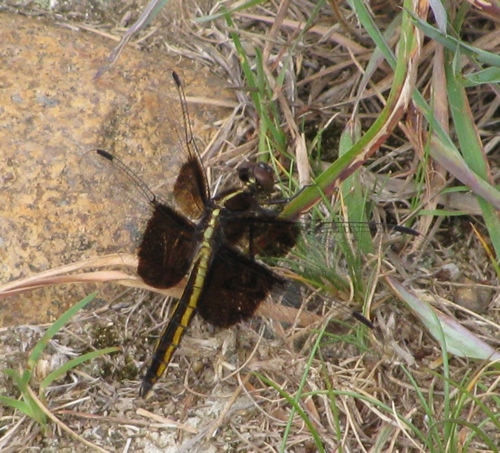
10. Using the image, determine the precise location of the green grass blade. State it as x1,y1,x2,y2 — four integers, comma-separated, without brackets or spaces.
3,369,25,390
39,346,120,394
2,370,46,425
407,10,500,67
445,51,500,260
463,67,500,86
0,395,36,418
27,292,97,371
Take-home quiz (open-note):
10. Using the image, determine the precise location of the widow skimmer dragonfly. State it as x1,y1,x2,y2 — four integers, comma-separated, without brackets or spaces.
85,71,301,396
83,71,419,397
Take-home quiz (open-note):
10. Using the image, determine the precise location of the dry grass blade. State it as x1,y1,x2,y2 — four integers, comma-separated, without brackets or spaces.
0,255,179,299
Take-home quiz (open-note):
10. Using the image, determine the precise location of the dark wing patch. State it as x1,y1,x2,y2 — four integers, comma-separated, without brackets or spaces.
173,156,209,219
251,217,300,257
138,202,198,288
222,213,300,258
197,244,286,328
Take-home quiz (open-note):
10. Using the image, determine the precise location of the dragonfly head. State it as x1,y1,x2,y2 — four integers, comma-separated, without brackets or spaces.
238,162,275,194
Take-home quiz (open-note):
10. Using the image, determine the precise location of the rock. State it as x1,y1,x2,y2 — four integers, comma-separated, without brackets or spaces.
0,12,230,326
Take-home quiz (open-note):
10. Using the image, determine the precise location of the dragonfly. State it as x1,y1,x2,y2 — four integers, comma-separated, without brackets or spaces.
83,71,415,396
